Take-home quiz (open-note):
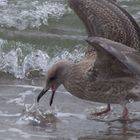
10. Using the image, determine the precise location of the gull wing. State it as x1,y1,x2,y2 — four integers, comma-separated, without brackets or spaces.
87,37,140,77
68,0,140,50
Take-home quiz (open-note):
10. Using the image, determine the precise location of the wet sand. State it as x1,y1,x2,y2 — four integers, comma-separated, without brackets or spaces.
0,78,140,140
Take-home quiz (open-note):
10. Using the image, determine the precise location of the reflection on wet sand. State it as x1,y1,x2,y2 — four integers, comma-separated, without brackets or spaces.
78,135,132,140
79,122,140,140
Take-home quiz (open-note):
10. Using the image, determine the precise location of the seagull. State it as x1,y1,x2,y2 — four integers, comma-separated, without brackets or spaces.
37,0,140,120
37,37,140,120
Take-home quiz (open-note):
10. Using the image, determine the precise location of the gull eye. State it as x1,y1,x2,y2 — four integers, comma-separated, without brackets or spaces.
49,76,56,81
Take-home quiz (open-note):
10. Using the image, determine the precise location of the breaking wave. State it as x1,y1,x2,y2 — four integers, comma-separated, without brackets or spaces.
0,39,84,79
0,0,68,30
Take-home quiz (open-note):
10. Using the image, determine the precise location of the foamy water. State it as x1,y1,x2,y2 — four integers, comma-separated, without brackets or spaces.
0,41,84,78
0,0,67,30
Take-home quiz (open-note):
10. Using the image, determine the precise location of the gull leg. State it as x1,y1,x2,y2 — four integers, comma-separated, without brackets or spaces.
121,106,129,120
119,102,129,121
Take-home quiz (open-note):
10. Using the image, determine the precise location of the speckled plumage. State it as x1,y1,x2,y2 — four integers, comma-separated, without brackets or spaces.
69,0,140,50
62,38,140,105
37,0,140,120
37,38,140,120
64,66,137,104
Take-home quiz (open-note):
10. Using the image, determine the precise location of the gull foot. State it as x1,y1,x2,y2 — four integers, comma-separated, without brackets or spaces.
87,104,111,120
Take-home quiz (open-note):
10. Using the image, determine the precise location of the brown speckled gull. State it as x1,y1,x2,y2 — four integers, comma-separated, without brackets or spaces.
37,37,140,120
37,0,140,120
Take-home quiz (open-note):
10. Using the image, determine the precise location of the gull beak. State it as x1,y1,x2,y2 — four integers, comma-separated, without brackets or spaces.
49,89,56,106
37,84,56,106
37,87,49,103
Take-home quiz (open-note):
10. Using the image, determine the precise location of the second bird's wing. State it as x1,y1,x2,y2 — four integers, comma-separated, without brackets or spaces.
68,0,140,50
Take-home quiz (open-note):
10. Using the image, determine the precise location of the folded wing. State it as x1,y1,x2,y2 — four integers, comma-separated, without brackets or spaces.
87,37,140,77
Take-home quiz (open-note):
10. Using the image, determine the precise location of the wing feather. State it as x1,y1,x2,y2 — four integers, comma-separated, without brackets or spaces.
87,37,140,77
68,0,140,50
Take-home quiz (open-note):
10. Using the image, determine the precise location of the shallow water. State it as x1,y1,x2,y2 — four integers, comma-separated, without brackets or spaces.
0,78,140,140
0,0,140,140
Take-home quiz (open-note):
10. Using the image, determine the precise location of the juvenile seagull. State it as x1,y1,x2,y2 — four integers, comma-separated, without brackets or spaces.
37,0,140,120
37,37,140,120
